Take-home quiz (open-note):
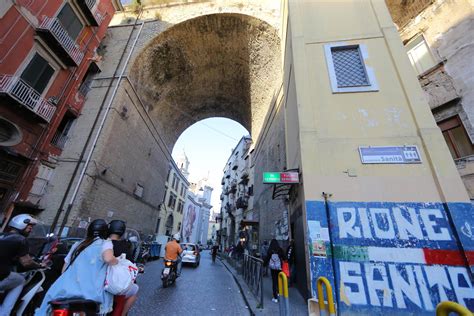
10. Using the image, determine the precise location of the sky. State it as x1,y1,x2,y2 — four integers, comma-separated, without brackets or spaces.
171,118,249,218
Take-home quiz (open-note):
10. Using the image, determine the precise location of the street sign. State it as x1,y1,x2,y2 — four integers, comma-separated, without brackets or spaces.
263,172,299,184
359,146,422,164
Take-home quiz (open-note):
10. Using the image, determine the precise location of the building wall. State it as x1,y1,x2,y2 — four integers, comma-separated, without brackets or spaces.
286,0,473,313
394,0,474,198
0,0,117,227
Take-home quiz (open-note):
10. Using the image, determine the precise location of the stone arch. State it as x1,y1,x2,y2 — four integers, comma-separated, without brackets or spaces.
129,13,281,152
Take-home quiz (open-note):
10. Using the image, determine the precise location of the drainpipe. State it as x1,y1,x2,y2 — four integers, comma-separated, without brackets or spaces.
57,20,145,236
49,10,144,234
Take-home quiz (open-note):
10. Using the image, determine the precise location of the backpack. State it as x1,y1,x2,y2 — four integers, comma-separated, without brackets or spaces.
269,253,281,270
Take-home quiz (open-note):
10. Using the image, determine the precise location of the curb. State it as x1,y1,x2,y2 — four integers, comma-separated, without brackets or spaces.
219,257,256,316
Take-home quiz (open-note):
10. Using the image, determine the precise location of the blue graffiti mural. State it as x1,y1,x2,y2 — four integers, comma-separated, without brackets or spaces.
306,201,474,315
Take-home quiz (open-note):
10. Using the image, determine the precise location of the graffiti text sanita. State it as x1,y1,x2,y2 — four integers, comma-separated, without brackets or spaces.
340,261,474,310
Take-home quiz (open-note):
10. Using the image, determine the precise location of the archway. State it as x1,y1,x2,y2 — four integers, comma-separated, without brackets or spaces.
129,13,281,151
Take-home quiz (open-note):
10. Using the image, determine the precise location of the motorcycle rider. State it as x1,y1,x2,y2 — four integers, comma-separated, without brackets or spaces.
0,214,45,316
211,243,219,263
164,233,183,276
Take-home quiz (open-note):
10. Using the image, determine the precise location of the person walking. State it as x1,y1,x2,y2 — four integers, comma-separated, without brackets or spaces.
35,219,117,316
263,239,284,303
108,220,139,316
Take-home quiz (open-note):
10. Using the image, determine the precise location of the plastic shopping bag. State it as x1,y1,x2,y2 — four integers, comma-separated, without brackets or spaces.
104,254,139,295
282,260,290,278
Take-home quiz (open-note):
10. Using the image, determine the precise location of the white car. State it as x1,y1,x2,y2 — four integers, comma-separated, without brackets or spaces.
180,243,200,267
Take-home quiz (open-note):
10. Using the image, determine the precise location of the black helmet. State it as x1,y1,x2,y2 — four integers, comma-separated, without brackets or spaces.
108,220,126,236
87,219,108,239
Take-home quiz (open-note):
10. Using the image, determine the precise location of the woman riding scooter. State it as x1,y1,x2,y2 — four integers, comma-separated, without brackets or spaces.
35,219,117,316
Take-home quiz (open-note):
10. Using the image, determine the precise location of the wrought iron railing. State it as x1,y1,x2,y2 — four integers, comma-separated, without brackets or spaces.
38,16,84,65
51,130,68,149
243,254,264,308
0,74,56,122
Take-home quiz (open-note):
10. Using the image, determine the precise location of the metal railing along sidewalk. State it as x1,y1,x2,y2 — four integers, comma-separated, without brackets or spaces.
243,254,264,308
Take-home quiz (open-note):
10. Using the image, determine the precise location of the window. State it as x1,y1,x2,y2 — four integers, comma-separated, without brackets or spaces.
324,43,378,93
168,193,177,209
155,218,161,234
438,116,474,159
134,183,144,198
20,54,54,94
51,112,75,149
57,3,83,40
171,174,177,191
406,35,436,75
177,200,184,214
180,184,186,197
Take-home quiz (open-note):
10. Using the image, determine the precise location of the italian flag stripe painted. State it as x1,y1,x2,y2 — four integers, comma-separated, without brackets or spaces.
333,245,474,266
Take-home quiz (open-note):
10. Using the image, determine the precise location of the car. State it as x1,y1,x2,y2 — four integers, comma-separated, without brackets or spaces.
180,243,200,267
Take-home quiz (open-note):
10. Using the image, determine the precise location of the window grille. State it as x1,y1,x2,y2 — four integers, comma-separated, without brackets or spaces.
325,43,378,93
331,46,369,87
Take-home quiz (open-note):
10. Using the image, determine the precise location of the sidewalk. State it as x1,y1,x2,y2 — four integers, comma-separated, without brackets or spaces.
220,257,308,315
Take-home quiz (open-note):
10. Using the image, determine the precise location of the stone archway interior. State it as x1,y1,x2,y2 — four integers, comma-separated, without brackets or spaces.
130,13,281,151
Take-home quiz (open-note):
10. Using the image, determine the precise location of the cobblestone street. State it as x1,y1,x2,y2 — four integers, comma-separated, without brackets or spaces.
130,251,250,316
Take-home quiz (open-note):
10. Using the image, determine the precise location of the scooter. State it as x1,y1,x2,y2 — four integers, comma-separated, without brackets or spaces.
161,259,178,288
0,267,49,316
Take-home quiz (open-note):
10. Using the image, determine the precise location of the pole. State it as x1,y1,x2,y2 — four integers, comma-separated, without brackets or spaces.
322,192,339,315
57,21,145,236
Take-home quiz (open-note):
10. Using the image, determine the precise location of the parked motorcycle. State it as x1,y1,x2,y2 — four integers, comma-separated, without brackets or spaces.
161,259,178,288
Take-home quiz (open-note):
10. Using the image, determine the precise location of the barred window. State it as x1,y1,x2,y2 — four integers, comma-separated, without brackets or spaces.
325,43,378,93
331,46,369,87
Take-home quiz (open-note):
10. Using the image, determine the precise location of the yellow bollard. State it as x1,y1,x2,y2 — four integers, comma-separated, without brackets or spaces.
316,277,336,316
436,301,472,316
278,272,290,316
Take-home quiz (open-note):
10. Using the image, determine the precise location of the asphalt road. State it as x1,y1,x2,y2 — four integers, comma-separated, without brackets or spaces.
129,251,250,316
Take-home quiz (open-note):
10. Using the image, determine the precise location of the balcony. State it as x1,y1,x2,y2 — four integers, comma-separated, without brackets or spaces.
76,0,104,26
0,75,56,122
36,16,84,66
236,197,248,209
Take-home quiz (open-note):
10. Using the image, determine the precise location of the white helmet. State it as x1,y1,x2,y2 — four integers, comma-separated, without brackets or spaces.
9,214,37,230
173,233,181,242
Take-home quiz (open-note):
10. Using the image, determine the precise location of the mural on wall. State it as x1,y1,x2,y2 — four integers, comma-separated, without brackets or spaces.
306,201,474,315
183,204,197,243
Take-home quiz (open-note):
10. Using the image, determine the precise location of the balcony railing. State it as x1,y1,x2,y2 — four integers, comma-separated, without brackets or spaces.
37,16,84,66
51,130,68,149
0,75,56,122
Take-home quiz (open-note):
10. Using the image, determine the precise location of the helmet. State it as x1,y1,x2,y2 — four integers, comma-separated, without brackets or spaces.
173,233,181,242
108,220,126,236
87,219,108,239
9,214,37,231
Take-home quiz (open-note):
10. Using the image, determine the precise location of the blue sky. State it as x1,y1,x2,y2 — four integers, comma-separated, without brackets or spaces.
172,118,249,215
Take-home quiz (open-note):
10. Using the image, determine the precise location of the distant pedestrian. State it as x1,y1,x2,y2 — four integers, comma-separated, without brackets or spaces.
263,239,284,303
286,239,295,286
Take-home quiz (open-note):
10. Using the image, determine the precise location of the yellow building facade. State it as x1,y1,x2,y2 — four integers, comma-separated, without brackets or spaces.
283,0,473,314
